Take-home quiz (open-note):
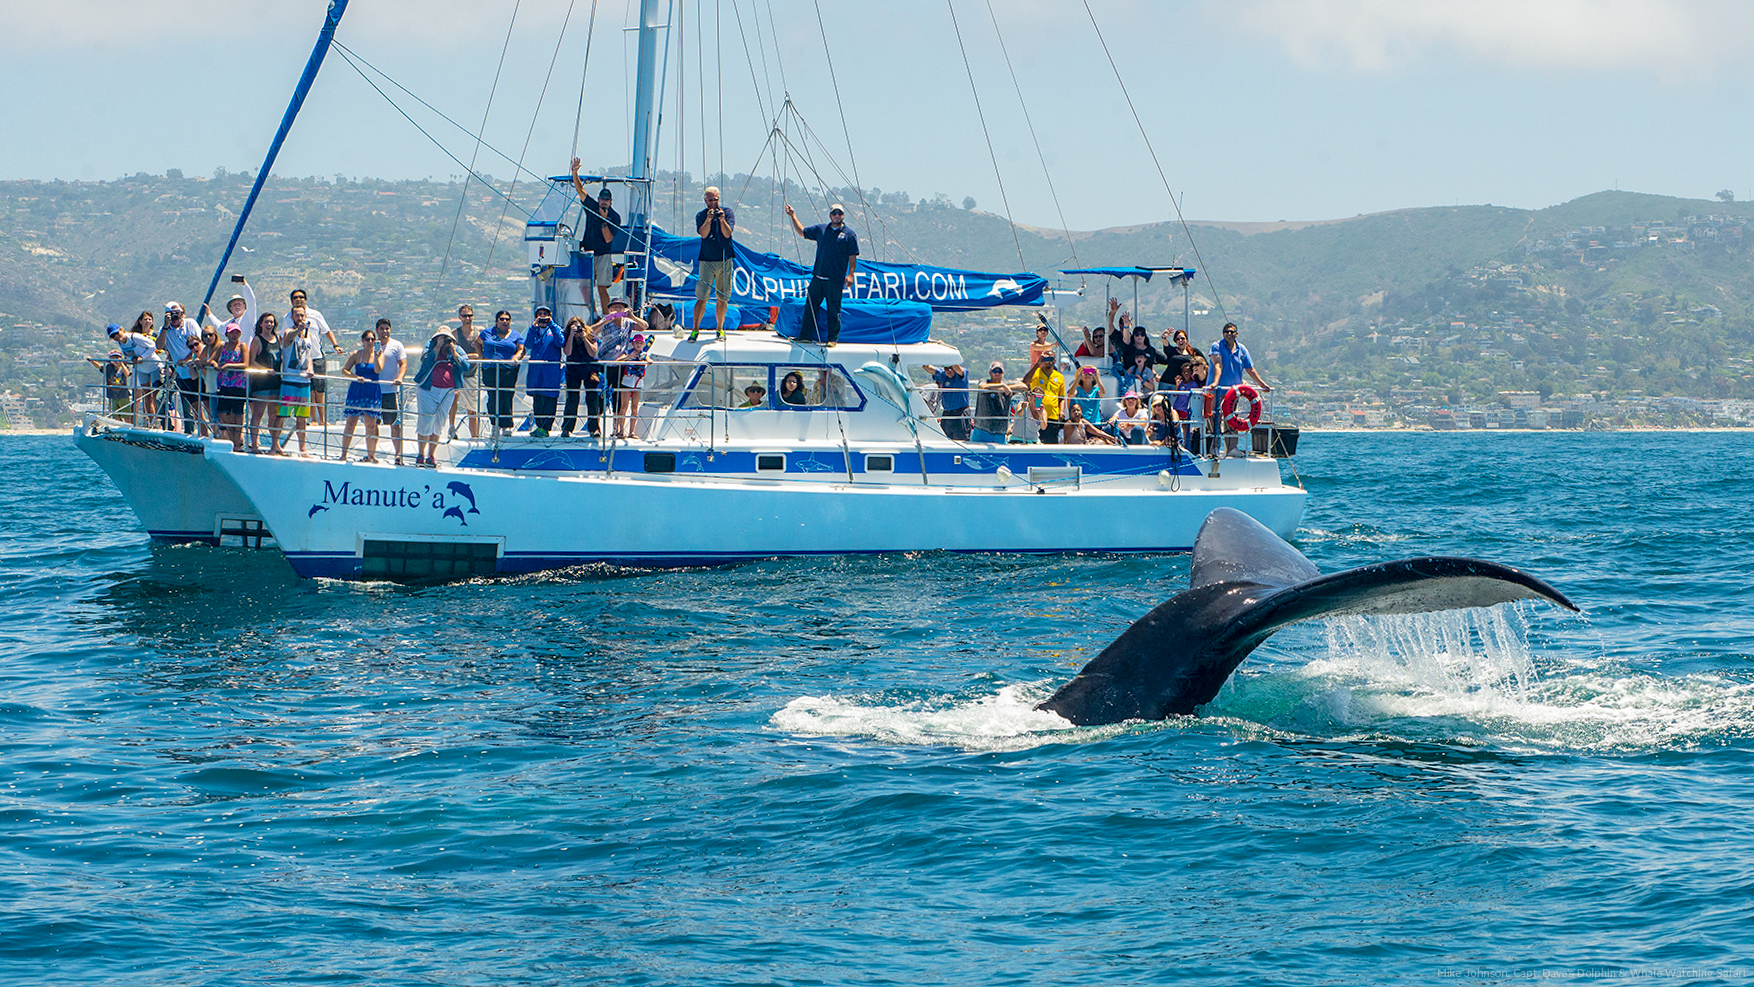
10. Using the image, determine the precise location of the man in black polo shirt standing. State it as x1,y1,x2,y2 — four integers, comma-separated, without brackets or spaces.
784,201,859,346
570,157,621,319
691,186,736,342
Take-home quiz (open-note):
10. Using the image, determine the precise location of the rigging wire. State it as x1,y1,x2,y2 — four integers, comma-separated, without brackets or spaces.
331,42,547,185
716,0,725,182
727,0,771,142
984,0,1080,274
676,0,684,228
437,0,521,287
809,0,880,260
483,0,584,279
945,0,1026,272
696,0,708,189
331,47,530,218
785,109,921,264
742,0,779,125
571,0,602,157
762,0,789,99
1080,0,1228,323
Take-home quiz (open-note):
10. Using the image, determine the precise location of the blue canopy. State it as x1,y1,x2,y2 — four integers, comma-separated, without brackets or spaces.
1061,266,1196,282
774,298,932,345
645,227,1045,311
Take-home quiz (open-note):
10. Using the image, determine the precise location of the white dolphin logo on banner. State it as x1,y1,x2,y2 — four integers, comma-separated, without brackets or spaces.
986,278,1022,298
651,255,691,288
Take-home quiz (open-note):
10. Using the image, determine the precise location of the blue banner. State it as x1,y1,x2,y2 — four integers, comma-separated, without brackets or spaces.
644,227,1045,311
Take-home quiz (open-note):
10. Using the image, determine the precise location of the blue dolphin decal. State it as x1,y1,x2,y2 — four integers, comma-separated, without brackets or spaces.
308,504,330,518
442,506,469,526
445,481,480,514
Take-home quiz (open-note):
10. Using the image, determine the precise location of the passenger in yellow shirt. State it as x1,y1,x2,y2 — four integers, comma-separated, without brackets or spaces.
1021,349,1066,443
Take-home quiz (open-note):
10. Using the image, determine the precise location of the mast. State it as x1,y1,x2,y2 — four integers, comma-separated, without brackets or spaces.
200,0,350,316
623,0,666,311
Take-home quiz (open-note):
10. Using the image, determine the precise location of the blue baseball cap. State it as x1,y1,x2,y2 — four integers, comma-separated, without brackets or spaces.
106,323,122,336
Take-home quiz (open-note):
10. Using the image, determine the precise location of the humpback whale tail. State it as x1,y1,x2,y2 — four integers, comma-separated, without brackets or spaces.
1038,508,1579,726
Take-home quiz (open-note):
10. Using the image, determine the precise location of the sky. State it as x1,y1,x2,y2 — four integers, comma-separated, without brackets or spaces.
6,0,1754,230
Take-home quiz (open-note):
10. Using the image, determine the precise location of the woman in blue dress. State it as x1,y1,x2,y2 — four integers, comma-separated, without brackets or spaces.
340,331,386,462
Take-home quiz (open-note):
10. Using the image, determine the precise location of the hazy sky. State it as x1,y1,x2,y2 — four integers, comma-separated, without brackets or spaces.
7,0,1754,229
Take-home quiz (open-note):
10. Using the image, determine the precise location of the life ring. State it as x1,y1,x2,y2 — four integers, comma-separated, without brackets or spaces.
1221,384,1262,432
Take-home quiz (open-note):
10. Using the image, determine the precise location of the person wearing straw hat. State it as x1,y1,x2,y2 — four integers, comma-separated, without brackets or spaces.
413,325,472,467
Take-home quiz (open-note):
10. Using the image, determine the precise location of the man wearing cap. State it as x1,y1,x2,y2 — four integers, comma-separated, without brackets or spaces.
374,318,408,463
158,302,207,436
783,201,859,345
106,322,157,425
571,157,621,319
923,361,972,441
691,186,737,342
971,361,1020,444
1021,348,1066,444
738,383,768,408
523,305,566,437
87,347,132,417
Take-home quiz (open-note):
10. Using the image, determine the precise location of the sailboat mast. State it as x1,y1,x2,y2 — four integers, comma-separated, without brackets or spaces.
625,0,666,311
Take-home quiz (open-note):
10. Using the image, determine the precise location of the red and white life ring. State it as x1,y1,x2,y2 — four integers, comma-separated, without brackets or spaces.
1221,384,1262,432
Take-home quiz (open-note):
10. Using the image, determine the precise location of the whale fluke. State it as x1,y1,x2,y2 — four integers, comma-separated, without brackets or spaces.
1037,508,1578,726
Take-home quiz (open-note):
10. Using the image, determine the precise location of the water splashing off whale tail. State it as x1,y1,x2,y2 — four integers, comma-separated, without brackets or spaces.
1038,508,1579,726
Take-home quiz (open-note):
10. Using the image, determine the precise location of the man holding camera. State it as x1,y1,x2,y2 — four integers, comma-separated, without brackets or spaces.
691,186,736,342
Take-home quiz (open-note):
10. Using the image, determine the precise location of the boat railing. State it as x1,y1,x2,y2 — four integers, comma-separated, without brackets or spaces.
76,353,1295,464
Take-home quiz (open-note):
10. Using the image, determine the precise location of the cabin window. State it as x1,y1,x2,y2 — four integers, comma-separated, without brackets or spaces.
775,366,861,410
680,364,769,410
864,454,894,473
756,454,786,472
644,452,676,473
639,360,692,410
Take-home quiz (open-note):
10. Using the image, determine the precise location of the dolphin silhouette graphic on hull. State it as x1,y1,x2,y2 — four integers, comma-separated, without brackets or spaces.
1038,508,1579,726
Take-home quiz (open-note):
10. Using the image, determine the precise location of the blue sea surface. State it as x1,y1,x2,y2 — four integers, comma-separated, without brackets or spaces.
4,431,1753,985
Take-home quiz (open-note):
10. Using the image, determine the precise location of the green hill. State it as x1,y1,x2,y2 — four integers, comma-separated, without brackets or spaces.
5,173,1753,426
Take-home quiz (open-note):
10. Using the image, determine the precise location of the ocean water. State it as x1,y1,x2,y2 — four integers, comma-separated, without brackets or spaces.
5,430,1753,985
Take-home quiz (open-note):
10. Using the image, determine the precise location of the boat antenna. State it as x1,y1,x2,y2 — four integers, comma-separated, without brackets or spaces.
199,0,350,318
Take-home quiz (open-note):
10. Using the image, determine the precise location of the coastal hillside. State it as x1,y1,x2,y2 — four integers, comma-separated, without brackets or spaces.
5,171,1753,427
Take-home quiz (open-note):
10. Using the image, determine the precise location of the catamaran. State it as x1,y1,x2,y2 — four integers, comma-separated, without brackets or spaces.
76,0,1306,579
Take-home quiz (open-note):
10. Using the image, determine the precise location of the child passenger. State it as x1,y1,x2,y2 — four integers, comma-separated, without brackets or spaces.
1010,386,1045,444
1060,402,1116,445
616,333,648,439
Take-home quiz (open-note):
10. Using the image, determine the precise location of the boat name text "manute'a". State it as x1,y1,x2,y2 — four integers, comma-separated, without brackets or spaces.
311,478,484,527
321,480,425,508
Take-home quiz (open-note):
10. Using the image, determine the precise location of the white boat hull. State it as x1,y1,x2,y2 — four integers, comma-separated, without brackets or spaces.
74,417,271,547
206,443,1306,579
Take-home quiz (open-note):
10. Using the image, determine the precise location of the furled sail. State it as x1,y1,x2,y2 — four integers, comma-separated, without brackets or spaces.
642,227,1045,312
